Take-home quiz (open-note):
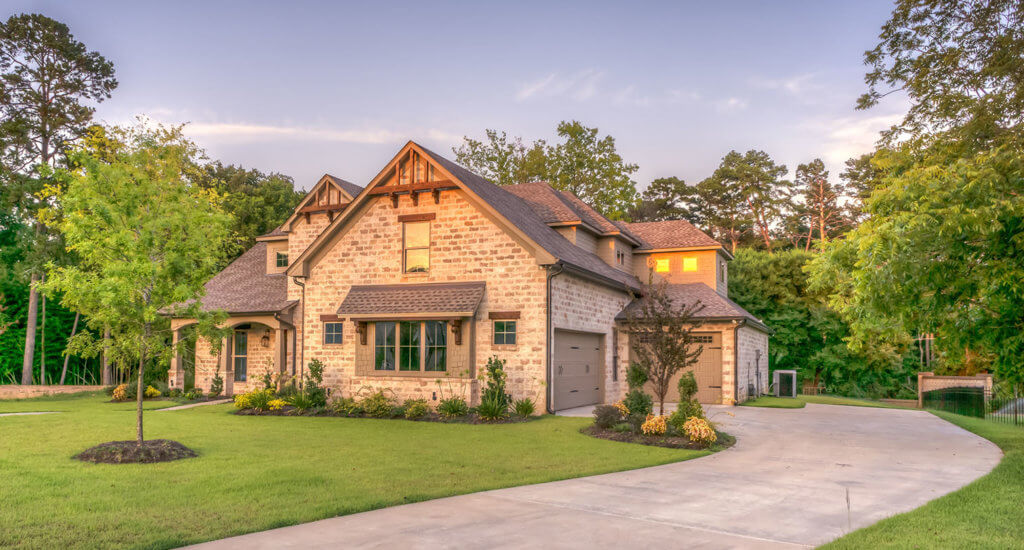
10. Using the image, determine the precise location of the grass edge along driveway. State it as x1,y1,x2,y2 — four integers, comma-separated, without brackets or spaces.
822,411,1021,549
0,392,709,550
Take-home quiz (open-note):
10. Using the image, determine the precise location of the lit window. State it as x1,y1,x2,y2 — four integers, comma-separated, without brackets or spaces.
324,322,343,345
683,257,698,272
275,252,288,268
403,221,430,273
493,321,517,345
654,258,670,273
374,322,396,371
233,331,247,381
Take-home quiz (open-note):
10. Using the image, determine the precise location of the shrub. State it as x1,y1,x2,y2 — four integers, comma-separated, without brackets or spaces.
677,371,698,402
437,396,469,419
403,399,430,420
268,398,287,411
641,414,667,436
184,387,204,400
612,422,633,433
613,401,630,417
151,380,170,395
236,389,275,411
626,363,648,389
477,395,509,421
627,412,648,432
209,374,224,398
480,356,511,411
286,390,318,411
143,385,161,398
512,397,535,417
593,404,623,429
361,391,397,418
260,372,274,391
168,388,183,398
330,396,363,416
622,388,653,417
111,384,129,402
683,417,717,446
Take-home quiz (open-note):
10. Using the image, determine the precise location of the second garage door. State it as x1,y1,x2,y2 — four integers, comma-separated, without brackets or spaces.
553,330,604,410
640,332,723,404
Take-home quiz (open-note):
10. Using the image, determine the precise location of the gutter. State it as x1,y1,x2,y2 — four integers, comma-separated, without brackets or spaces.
292,276,307,384
733,318,746,405
545,262,565,414
557,261,639,294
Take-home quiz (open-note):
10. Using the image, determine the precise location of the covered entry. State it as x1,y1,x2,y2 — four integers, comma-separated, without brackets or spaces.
641,332,723,404
552,330,605,410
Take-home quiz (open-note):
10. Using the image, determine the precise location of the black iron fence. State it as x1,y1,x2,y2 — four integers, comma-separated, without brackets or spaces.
923,384,1023,427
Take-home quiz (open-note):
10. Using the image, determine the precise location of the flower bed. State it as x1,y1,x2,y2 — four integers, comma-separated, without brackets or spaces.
582,425,734,450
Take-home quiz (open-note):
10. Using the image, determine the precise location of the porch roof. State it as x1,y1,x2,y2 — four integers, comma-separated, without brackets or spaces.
337,281,486,318
616,282,770,332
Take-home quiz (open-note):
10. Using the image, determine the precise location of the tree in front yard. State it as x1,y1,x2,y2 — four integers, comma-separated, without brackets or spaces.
43,123,231,450
624,274,706,414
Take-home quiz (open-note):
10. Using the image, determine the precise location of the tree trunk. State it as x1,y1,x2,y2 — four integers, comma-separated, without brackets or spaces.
60,312,80,385
39,291,46,385
101,328,112,385
21,273,40,384
136,338,146,447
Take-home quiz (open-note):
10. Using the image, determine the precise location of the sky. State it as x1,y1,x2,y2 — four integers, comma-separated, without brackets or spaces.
8,1,907,192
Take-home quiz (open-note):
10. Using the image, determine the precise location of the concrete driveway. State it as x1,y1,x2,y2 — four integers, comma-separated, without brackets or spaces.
187,404,1000,549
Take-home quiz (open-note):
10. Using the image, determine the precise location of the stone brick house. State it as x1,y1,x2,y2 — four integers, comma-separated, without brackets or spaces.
168,142,770,410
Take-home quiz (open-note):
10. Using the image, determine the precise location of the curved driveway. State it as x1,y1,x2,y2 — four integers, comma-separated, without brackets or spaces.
188,404,1000,549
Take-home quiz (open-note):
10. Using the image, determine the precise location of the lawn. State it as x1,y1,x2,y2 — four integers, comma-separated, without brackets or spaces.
0,392,707,550
823,412,1023,549
740,394,904,409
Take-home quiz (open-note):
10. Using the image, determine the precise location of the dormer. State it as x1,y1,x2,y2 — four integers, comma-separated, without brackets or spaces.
624,220,732,296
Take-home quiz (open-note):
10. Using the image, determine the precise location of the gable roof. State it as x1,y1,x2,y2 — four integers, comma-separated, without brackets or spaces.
287,142,642,292
625,220,725,253
337,282,486,317
616,282,770,332
323,174,363,199
504,183,641,245
176,242,296,315
279,173,362,233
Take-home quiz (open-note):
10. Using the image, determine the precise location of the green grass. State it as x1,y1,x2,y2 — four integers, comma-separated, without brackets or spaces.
823,412,1022,549
740,394,905,410
738,396,806,408
0,393,707,549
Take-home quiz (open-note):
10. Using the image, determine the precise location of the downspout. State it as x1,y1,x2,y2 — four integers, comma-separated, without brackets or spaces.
732,319,746,405
292,276,307,385
273,311,295,378
545,262,565,415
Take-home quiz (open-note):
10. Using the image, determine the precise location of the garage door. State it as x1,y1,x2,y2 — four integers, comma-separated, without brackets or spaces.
553,330,604,410
640,332,723,404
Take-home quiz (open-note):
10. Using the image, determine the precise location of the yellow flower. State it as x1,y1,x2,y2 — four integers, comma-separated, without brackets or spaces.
683,417,717,446
641,414,667,436
268,399,287,411
112,384,128,402
613,401,629,417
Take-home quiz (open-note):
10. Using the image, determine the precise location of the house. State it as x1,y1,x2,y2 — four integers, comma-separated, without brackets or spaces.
168,141,770,410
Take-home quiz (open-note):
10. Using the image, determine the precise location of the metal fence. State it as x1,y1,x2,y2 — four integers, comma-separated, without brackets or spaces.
923,384,1023,427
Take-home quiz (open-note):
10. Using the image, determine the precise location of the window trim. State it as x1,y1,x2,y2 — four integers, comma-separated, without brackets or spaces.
492,320,517,346
275,251,288,268
402,221,430,273
373,320,447,374
324,322,344,345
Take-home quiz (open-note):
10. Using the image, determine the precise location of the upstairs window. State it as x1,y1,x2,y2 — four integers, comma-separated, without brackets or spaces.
615,250,626,266
276,252,288,268
654,258,670,273
683,257,698,272
403,221,430,273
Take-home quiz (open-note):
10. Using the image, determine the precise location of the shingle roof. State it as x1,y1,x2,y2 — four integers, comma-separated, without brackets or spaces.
257,226,287,239
323,174,363,199
625,220,722,250
183,242,296,315
420,146,643,291
616,283,769,331
337,282,486,316
504,183,635,240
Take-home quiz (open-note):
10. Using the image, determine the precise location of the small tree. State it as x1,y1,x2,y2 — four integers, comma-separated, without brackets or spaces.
625,273,706,415
43,123,231,449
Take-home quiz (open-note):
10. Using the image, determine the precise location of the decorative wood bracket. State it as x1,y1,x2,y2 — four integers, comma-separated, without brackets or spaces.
432,188,441,204
356,321,368,345
451,319,463,346
390,193,399,208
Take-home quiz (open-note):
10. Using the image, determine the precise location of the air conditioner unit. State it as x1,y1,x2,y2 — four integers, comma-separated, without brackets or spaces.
774,370,798,398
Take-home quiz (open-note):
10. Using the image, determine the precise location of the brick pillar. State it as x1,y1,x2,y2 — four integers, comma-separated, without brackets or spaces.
169,329,181,389
223,336,233,397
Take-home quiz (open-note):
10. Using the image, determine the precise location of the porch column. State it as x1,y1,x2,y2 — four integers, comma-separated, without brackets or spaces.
223,335,233,397
169,329,181,389
275,328,287,377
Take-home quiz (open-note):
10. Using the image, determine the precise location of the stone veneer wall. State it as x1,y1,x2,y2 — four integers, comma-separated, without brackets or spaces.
0,385,104,399
293,189,549,408
550,273,632,407
735,324,770,403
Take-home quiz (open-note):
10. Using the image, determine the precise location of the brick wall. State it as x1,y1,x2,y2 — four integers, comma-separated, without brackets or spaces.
735,324,769,403
0,385,104,399
917,372,993,407
295,189,549,408
550,273,632,406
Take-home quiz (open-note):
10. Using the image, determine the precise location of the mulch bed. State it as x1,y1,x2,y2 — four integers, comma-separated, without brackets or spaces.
234,407,532,424
73,439,198,464
582,425,736,450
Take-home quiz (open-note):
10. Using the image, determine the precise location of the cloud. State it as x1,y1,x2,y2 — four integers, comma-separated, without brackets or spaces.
515,70,605,102
715,97,748,112
751,73,820,96
810,112,905,165
184,122,408,144
611,85,651,106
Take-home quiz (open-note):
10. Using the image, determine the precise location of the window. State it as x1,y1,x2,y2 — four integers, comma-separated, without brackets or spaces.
720,262,726,282
403,221,430,273
275,252,288,268
374,322,396,370
424,321,447,371
654,258,670,273
233,331,247,381
493,320,517,345
683,257,698,272
324,322,343,345
373,320,448,372
398,321,420,371
615,250,626,266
